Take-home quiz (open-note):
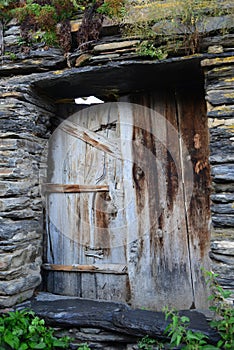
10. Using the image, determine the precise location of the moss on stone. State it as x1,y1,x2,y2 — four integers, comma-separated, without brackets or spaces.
202,56,234,67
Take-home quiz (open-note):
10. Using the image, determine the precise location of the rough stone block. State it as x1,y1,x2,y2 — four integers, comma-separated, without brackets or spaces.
93,40,140,52
4,34,20,46
211,228,234,241
0,220,42,241
212,215,234,227
0,245,41,272
0,273,41,296
212,203,234,215
0,180,37,197
211,193,234,203
0,258,42,281
17,293,220,344
0,290,34,308
211,241,234,255
212,182,234,193
208,105,234,118
206,89,234,106
211,165,234,182
0,197,30,211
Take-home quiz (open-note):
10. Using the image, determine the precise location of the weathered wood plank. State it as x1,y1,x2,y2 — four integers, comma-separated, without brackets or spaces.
46,104,129,299
176,87,211,309
45,271,82,297
42,184,109,193
59,119,122,159
42,263,127,274
122,92,194,309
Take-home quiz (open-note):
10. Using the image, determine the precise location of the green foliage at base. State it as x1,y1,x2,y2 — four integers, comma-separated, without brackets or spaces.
0,309,71,349
138,335,163,349
137,270,234,349
205,270,234,349
77,344,91,350
164,308,213,349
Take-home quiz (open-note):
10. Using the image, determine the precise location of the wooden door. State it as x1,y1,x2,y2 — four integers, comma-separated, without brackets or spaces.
43,88,210,310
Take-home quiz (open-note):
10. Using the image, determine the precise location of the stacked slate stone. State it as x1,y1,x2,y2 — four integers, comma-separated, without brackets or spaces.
202,56,234,299
0,21,60,307
0,74,56,306
1,20,66,75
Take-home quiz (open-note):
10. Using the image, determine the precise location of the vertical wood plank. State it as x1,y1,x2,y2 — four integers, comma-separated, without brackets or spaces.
176,87,211,308
46,103,130,300
122,93,194,309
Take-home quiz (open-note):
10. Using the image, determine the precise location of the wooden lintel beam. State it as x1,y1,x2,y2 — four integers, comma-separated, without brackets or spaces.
59,120,122,160
42,263,128,275
42,184,109,193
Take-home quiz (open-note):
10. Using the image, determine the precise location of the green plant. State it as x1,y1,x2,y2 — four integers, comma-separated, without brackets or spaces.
97,0,126,19
6,0,87,48
4,51,17,60
36,4,57,31
121,0,233,56
52,0,85,21
41,30,58,46
137,41,168,59
137,335,162,350
205,270,234,350
0,309,71,349
0,0,18,22
77,343,91,350
164,307,213,349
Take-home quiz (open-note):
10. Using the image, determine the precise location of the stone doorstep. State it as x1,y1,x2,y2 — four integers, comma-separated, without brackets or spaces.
15,292,220,346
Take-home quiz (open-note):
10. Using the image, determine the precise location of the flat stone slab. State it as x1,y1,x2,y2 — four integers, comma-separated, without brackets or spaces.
93,40,140,52
17,293,220,345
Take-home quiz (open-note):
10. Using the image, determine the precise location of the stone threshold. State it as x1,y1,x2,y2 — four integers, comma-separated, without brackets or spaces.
15,292,219,346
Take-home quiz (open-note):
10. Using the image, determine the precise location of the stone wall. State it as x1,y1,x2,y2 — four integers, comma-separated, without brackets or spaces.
0,19,68,307
0,14,234,308
202,57,234,299
0,74,57,307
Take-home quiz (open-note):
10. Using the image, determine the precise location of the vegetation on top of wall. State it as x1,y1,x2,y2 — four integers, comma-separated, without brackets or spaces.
97,0,126,18
0,1,233,54
0,1,92,50
0,0,126,50
122,0,233,55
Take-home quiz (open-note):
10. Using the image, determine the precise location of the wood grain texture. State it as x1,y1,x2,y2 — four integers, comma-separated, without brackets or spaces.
45,94,211,309
42,263,127,274
176,87,211,308
43,184,109,193
59,119,122,159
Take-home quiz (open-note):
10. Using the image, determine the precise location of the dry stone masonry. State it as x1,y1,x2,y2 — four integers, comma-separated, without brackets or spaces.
202,56,234,296
0,8,234,310
0,77,55,307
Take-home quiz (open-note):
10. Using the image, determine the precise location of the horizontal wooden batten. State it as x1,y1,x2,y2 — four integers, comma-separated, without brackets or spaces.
60,120,122,159
42,184,109,193
42,263,128,275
